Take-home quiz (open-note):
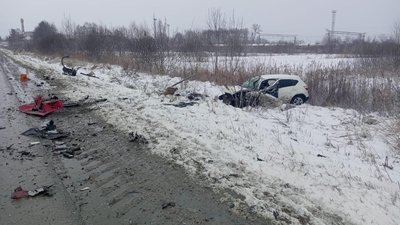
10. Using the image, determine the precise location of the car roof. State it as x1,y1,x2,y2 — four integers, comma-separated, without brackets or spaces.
258,74,301,80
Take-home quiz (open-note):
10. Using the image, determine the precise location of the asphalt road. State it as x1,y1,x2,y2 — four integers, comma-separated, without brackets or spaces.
0,57,82,225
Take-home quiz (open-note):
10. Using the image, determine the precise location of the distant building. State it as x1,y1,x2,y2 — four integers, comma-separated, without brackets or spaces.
17,18,33,41
24,31,33,40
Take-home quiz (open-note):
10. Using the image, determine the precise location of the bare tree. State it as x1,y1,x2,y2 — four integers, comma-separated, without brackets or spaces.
250,24,261,44
144,17,171,73
32,21,66,54
126,22,155,70
61,16,77,53
128,22,150,39
7,29,25,49
74,23,112,59
61,15,76,40
111,27,129,56
394,20,400,44
207,8,226,74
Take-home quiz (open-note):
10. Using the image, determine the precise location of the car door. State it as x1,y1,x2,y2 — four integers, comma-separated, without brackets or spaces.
259,79,278,98
277,79,298,101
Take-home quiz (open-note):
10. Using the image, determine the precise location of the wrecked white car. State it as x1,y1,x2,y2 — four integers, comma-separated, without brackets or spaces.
219,74,309,108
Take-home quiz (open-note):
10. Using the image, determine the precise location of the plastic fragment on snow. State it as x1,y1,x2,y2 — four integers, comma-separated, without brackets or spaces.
11,186,28,199
28,188,45,197
62,152,74,158
161,202,176,209
29,142,41,147
55,144,68,151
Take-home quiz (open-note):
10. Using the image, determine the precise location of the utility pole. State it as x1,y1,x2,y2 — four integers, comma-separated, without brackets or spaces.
326,10,365,45
153,14,157,39
328,10,336,44
331,10,336,35
20,18,25,33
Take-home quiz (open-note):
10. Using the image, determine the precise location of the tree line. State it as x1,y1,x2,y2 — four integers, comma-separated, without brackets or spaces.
6,11,400,66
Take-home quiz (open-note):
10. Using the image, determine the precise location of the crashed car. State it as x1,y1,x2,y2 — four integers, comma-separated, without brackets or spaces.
219,74,309,108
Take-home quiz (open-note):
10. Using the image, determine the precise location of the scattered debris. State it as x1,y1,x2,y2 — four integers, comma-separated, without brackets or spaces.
22,120,69,140
317,154,327,158
256,157,264,161
362,116,379,125
65,147,81,156
62,152,74,159
43,75,53,80
164,74,197,96
273,210,279,220
12,185,53,200
19,73,28,81
55,144,68,151
44,120,57,130
29,142,41,147
129,132,148,144
80,71,97,78
48,94,59,100
170,147,180,154
35,81,44,87
11,186,28,199
28,186,53,197
53,142,78,159
229,173,240,178
63,98,107,108
62,56,79,76
383,156,394,170
164,102,197,108
163,87,178,96
161,202,176,209
19,150,35,158
69,146,81,152
19,96,63,116
187,92,206,101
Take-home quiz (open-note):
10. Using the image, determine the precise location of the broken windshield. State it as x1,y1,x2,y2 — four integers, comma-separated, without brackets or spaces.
241,77,261,89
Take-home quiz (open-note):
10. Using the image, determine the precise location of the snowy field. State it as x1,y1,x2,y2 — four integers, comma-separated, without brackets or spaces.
207,53,354,67
3,49,399,225
166,53,355,73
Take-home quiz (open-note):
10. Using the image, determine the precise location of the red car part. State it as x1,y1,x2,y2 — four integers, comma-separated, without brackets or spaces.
19,96,63,116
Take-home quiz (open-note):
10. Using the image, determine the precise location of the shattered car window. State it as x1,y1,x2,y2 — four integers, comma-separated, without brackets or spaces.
241,77,261,89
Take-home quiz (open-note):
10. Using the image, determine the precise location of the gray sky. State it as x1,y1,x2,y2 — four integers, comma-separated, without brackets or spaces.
1,0,399,42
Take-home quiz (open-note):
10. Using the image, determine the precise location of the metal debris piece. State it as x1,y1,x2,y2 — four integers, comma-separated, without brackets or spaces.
29,142,40,147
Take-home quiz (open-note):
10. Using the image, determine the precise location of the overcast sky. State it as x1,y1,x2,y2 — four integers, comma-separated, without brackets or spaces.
1,0,399,42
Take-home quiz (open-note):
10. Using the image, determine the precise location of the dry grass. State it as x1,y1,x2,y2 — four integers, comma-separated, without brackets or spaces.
66,52,400,116
304,58,400,115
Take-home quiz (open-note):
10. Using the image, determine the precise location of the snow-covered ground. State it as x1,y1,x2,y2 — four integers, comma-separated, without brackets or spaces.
165,53,354,73
213,53,354,67
3,49,399,225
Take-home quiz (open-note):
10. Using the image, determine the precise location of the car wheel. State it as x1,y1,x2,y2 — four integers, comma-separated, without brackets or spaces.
290,95,305,105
